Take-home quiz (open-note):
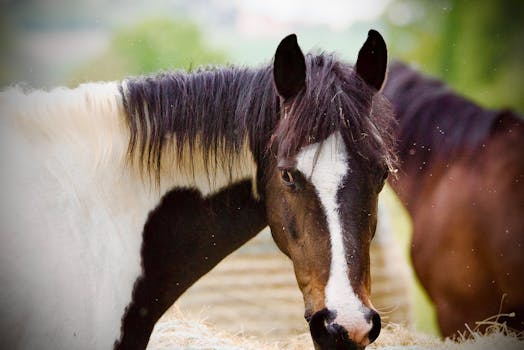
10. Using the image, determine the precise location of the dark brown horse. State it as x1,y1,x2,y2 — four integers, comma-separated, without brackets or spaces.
0,31,395,350
383,62,524,337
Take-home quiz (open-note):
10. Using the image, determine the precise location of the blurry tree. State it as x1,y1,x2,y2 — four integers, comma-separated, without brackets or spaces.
0,13,16,86
385,0,524,114
0,28,9,85
71,18,227,84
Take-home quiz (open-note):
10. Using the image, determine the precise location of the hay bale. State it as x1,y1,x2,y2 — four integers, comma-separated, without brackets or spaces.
147,307,313,350
174,229,307,339
370,199,413,324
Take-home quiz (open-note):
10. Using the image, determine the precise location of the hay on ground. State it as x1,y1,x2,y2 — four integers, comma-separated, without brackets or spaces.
147,308,523,350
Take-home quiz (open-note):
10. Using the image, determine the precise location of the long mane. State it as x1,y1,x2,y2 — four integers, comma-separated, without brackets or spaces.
273,53,396,172
383,62,506,170
120,53,397,182
120,66,277,182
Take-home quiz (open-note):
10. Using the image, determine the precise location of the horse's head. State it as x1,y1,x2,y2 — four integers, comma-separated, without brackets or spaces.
264,31,394,349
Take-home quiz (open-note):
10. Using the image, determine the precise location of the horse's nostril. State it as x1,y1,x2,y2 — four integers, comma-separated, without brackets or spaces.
367,310,382,344
309,308,381,348
309,309,358,349
304,310,313,323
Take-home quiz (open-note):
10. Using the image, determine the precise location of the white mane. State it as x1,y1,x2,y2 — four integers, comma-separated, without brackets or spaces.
1,83,126,168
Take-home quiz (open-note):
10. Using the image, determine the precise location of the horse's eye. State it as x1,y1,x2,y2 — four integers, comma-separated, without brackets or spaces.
280,170,295,186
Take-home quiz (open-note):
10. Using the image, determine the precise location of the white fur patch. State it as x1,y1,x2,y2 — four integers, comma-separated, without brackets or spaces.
295,132,370,336
0,83,257,349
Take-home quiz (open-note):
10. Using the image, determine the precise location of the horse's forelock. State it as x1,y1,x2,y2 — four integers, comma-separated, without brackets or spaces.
274,53,397,171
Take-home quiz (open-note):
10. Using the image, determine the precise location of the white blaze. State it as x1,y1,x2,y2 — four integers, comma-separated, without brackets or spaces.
295,132,370,332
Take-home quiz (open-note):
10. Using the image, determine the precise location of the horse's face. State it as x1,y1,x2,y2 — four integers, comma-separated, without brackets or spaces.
265,32,390,350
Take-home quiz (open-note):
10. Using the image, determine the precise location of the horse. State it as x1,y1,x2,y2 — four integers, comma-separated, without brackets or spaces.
383,61,524,337
0,30,396,350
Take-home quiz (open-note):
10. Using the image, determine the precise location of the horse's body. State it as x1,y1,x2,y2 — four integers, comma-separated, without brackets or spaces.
0,82,266,350
0,32,395,350
383,62,524,336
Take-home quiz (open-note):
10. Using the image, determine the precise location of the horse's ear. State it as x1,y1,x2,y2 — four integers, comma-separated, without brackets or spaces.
356,29,387,91
273,34,306,100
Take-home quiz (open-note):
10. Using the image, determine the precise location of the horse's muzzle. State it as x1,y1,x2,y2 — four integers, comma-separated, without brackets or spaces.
308,308,381,350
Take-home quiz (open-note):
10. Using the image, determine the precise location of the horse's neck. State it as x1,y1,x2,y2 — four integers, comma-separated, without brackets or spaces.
389,166,431,214
385,63,505,213
6,73,267,196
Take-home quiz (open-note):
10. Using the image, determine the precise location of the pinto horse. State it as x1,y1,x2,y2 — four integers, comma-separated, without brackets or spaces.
383,62,524,336
0,31,396,350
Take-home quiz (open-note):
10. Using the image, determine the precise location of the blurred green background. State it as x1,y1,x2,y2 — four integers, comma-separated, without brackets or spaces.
1,0,522,114
1,0,523,337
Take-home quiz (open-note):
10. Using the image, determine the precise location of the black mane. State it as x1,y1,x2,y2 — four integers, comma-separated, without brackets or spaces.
120,53,396,182
383,62,504,171
120,65,277,179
